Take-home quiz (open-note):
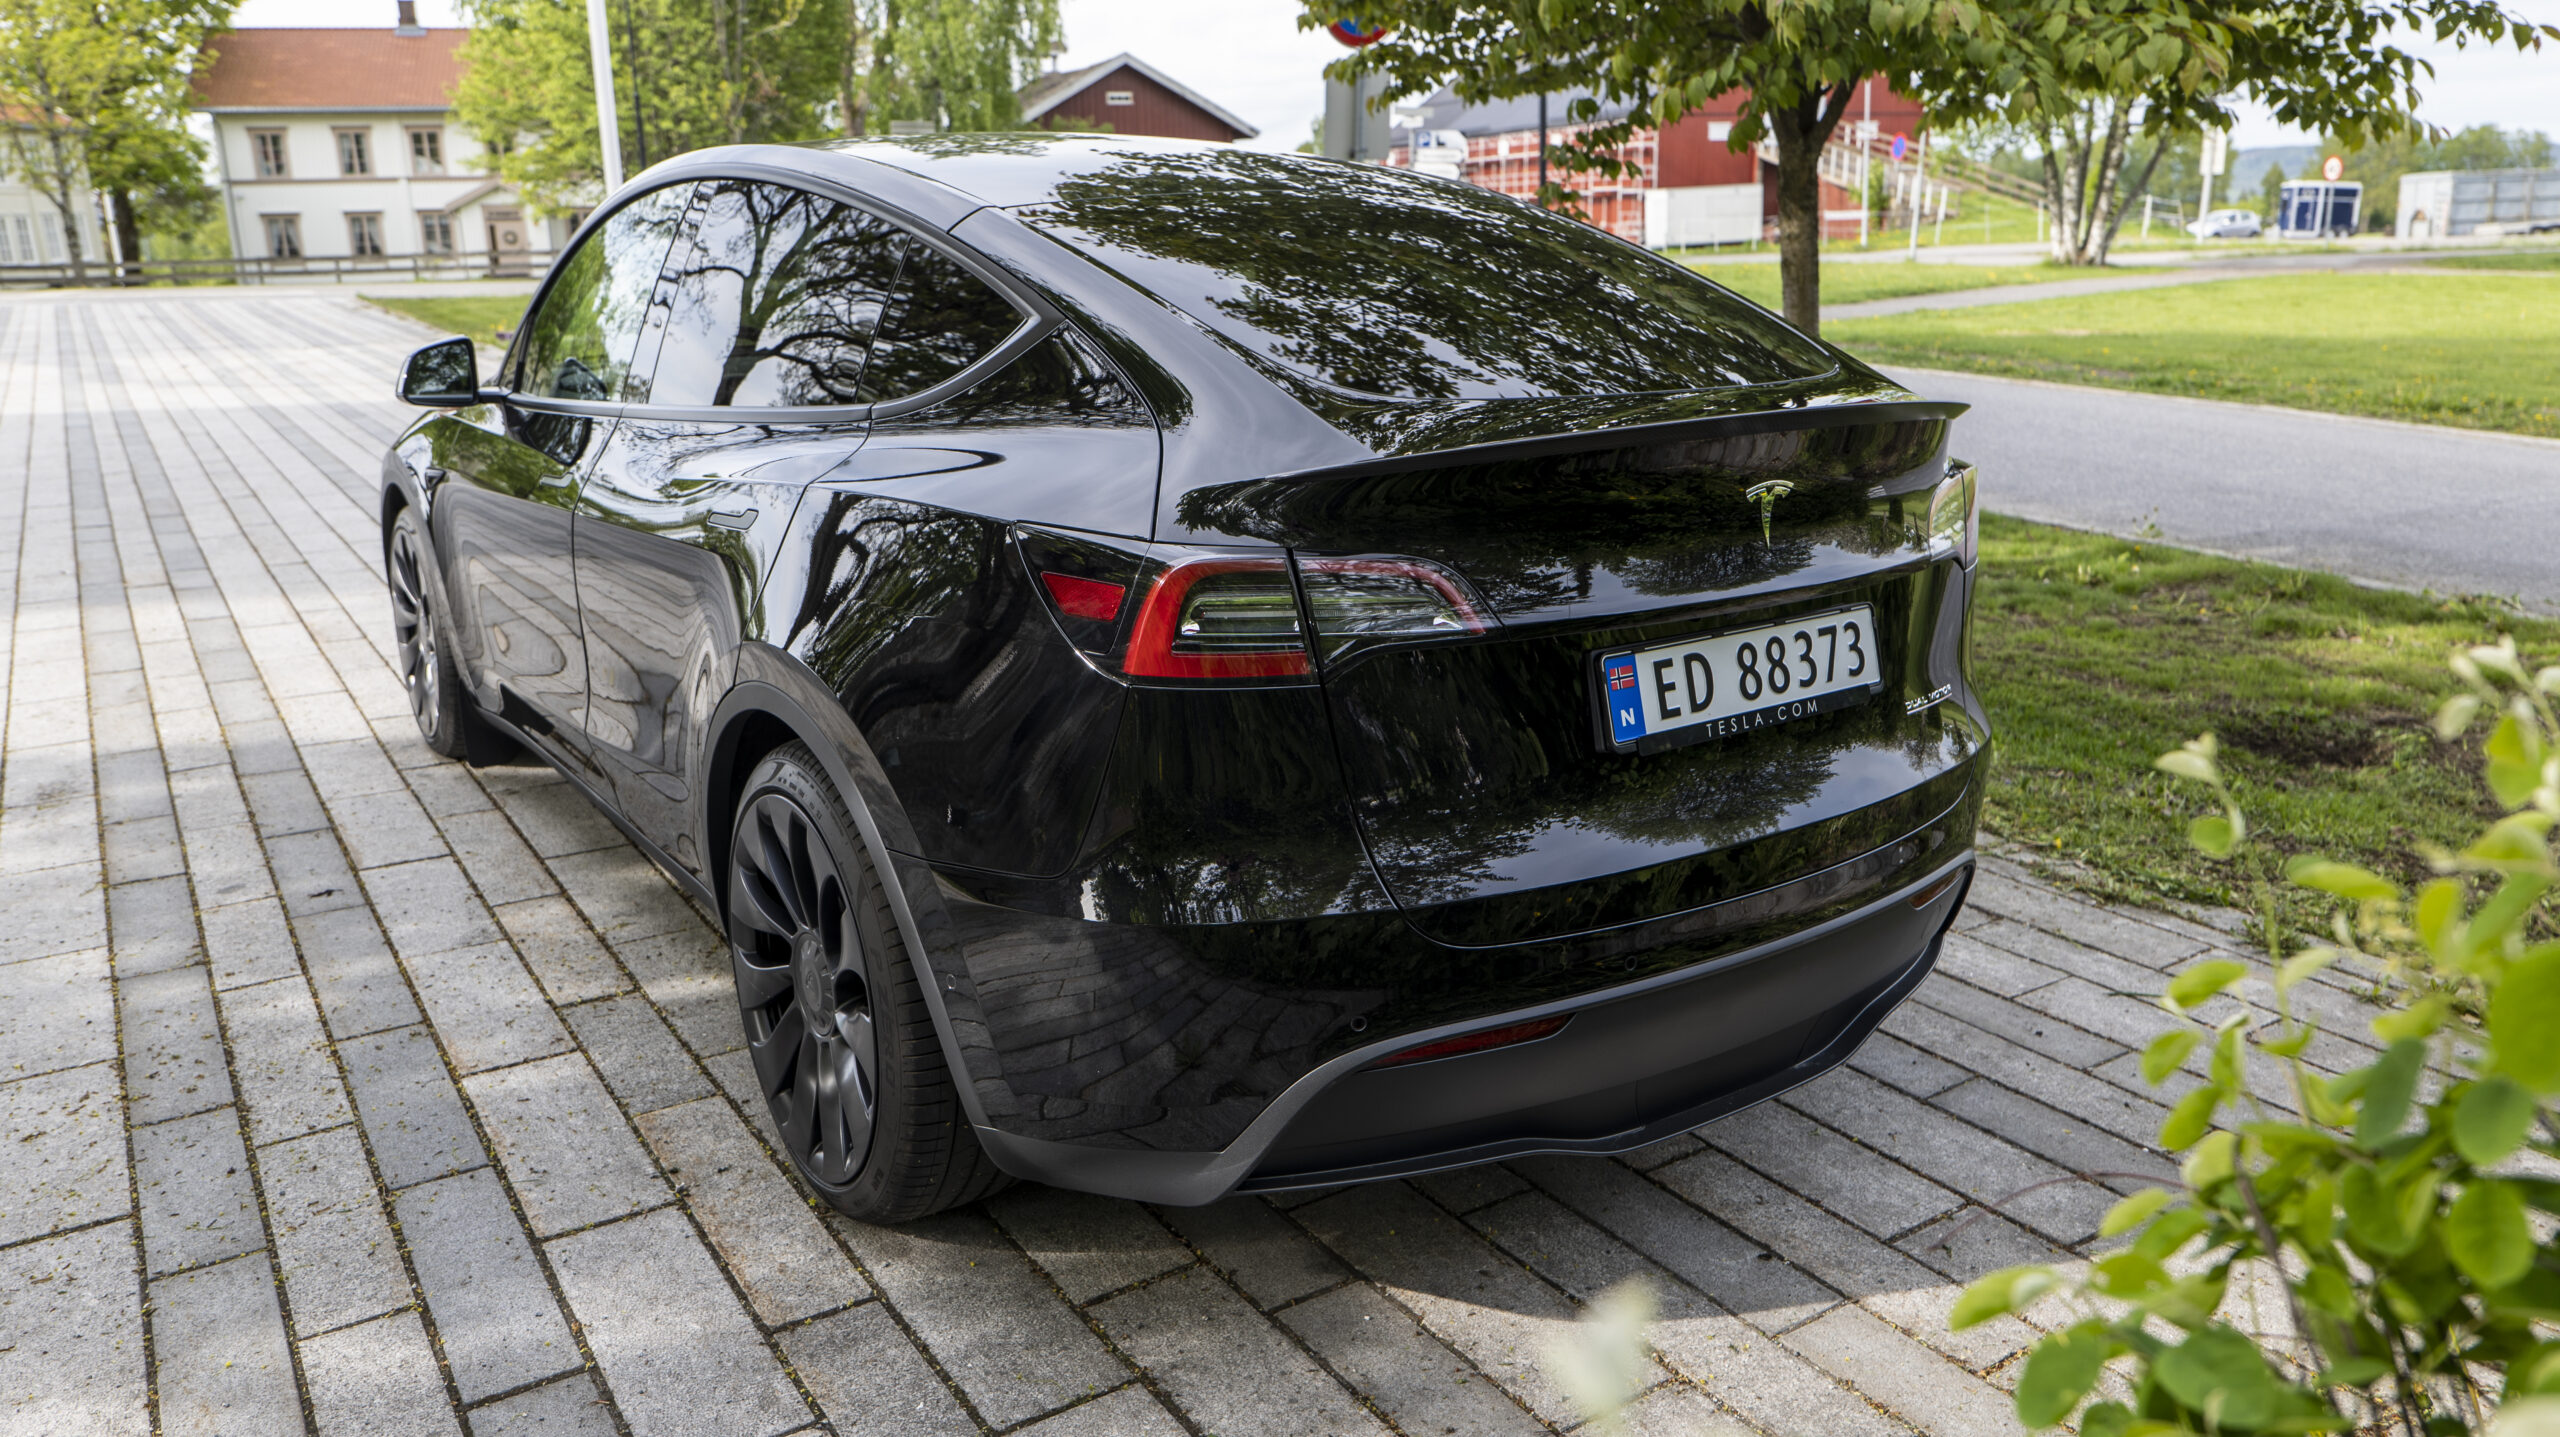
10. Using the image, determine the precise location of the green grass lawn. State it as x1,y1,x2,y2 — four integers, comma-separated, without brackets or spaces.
1688,260,2061,310
1828,271,2560,438
364,293,529,346
2423,249,2560,271
1973,515,2557,924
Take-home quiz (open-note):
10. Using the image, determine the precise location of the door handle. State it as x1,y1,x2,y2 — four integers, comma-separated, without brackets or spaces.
536,473,575,489
705,508,757,531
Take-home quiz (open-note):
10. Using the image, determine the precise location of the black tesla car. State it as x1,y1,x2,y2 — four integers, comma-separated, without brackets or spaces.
381,133,1986,1222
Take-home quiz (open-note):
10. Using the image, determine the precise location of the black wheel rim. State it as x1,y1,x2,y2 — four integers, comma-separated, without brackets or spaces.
727,791,878,1189
388,523,441,732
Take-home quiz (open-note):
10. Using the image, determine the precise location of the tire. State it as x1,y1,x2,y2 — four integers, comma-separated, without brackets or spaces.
387,505,472,759
725,742,1009,1223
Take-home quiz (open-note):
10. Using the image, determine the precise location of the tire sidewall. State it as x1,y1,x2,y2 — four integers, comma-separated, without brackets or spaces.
390,506,468,757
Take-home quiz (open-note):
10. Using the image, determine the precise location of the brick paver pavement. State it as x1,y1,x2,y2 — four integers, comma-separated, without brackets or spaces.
0,289,2385,1436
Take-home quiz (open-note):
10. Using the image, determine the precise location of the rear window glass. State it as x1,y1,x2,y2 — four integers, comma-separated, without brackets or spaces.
857,244,1028,402
1020,151,1831,401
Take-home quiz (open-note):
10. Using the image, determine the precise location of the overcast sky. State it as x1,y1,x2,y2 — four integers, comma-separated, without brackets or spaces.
241,0,2560,154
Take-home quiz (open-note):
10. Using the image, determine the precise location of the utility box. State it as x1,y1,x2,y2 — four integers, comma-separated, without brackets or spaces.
1323,72,1397,162
2395,168,2560,238
2276,180,2361,239
1643,184,1764,249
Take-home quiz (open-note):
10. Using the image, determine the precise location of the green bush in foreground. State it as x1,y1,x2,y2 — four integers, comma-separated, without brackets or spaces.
1956,639,2560,1435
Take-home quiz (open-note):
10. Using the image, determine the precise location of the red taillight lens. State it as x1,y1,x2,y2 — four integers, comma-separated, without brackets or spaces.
1363,1014,1570,1070
1040,571,1126,622
1122,557,1311,679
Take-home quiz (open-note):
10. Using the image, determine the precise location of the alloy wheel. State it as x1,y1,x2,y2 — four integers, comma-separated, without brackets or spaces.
388,521,441,732
727,791,879,1188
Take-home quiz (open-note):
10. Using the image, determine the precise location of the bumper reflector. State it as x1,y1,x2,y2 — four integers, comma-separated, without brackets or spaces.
1363,1014,1571,1071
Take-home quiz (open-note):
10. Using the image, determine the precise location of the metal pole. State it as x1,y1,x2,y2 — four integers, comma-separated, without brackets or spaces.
586,0,625,192
1536,92,1548,206
1907,131,1925,259
1859,78,1871,247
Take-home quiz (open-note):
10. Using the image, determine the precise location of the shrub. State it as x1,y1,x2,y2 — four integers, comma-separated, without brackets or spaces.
1954,639,2560,1434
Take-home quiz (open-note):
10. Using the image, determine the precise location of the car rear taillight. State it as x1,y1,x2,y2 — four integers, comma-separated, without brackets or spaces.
1297,556,1488,663
1123,557,1310,678
1040,571,1126,621
1362,1014,1570,1070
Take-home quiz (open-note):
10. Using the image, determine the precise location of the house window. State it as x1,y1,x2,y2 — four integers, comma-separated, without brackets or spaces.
408,127,444,175
1103,90,1135,106
565,208,592,234
336,128,371,177
1707,120,1733,142
251,129,289,178
262,215,302,259
347,213,385,257
10,217,31,261
418,211,453,254
42,216,61,260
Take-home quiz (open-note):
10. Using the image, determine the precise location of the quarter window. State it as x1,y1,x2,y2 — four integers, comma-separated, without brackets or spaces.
251,129,289,178
335,128,371,177
856,241,1026,402
510,184,691,402
646,180,909,407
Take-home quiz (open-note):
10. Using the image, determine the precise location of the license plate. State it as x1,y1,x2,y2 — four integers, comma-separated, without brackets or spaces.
1595,604,1881,752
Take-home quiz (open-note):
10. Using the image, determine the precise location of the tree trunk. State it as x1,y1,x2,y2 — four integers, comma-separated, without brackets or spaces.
110,189,141,285
36,128,86,286
2081,100,2133,264
1766,83,1853,338
2091,131,2167,265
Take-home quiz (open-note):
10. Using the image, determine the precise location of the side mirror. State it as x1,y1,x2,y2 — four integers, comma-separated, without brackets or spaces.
397,336,479,407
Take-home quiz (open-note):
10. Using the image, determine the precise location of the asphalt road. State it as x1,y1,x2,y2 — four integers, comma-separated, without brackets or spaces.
1892,367,2560,615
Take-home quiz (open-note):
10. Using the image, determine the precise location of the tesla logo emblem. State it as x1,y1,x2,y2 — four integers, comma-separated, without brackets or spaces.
1745,480,1794,545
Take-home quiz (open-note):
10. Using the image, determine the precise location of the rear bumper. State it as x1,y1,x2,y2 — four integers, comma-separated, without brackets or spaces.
970,852,1971,1205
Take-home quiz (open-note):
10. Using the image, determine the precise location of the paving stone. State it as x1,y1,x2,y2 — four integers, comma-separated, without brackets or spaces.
1928,1078,2176,1195
95,747,171,824
259,1125,409,1335
339,1022,485,1188
562,996,712,1115
1460,1186,1901,1437
701,1048,782,1150
545,1206,810,1437
493,895,629,1006
1963,919,2164,994
1615,1130,1709,1170
238,767,332,839
614,928,740,1056
0,862,105,965
407,941,574,1074
165,764,251,835
0,1061,130,1248
1616,1385,1740,1437
298,737,409,804
634,1098,866,1324
1278,1279,1543,1437
1154,1196,1347,1310
100,816,185,889
1653,1148,2038,1369
335,786,451,872
105,874,200,976
1912,974,2126,1069
149,1251,302,1437
829,1207,1127,1428
364,857,504,959
779,1302,977,1437
1784,1068,2104,1245
404,764,494,821
129,1102,262,1275
1295,1180,1607,1425
1967,874,2208,969
266,828,368,917
301,1308,465,1437
440,808,557,907
1781,1304,2023,1437
1503,1156,1834,1333
202,895,298,990
1095,1267,1389,1437
291,904,423,1038
552,850,706,950
989,1184,1191,1305
1699,1098,1963,1240
1882,1002,2172,1148
462,1373,618,1437
1412,1162,1531,1215
488,780,627,862
466,1053,669,1237
5,947,114,1082
0,1219,149,1435
399,1169,580,1402
216,975,351,1144
1936,931,2064,997
1009,1386,1187,1437
180,819,275,908
1849,1029,1972,1098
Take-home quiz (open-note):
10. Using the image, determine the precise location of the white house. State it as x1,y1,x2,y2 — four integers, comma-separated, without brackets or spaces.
0,111,107,270
192,2,569,271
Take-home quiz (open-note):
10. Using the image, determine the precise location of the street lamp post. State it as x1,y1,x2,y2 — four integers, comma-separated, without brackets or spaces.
586,0,625,192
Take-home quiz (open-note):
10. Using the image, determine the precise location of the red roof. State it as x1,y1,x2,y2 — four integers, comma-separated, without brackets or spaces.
193,27,468,111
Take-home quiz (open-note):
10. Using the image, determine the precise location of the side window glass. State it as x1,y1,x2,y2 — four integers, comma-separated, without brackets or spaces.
512,183,691,402
857,241,1027,402
648,180,908,408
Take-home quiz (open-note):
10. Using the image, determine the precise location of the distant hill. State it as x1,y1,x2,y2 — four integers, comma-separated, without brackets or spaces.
2229,144,2322,196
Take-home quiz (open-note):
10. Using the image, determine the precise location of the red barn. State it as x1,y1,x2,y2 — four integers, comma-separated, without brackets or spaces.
1019,53,1259,143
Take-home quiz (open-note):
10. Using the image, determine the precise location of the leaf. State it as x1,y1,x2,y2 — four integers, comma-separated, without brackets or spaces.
2507,1343,2560,1399
2456,1077,2539,1167
2160,1085,2219,1151
2153,1325,2283,1429
2354,1040,2426,1149
2276,947,2337,995
2091,1251,2171,1298
2079,1402,2136,1437
2496,1395,2560,1437
2342,1164,2417,1255
2154,744,2219,784
2187,814,2237,858
2284,857,2398,903
2448,1180,2535,1288
2164,960,2248,1014
2015,1322,2112,1427
2101,1187,2173,1237
2181,1129,2236,1190
2492,946,2560,1094
2437,692,2482,740
2488,713,2545,808
1950,1265,2058,1329
2141,1030,2200,1085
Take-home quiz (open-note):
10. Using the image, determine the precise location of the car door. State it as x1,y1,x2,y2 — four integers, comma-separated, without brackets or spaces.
571,178,905,874
426,183,690,770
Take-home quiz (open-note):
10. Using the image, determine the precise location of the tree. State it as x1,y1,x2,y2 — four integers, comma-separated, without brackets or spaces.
0,0,228,283
2255,160,2286,222
863,0,1060,133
